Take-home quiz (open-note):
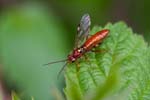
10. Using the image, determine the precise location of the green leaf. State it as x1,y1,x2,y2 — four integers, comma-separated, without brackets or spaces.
0,4,68,100
11,92,34,100
64,22,149,100
12,92,21,100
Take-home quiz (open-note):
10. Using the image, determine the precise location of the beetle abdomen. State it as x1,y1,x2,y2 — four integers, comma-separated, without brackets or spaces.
82,29,109,51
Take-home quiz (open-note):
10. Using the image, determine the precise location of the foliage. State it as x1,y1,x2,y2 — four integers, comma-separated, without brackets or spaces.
12,92,21,100
64,22,150,100
12,92,34,100
0,5,68,100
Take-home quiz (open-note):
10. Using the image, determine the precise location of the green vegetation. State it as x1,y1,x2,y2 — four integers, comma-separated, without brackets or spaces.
0,2,150,100
65,22,150,100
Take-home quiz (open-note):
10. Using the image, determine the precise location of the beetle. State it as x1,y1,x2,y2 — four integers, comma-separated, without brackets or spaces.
67,29,109,63
44,14,109,77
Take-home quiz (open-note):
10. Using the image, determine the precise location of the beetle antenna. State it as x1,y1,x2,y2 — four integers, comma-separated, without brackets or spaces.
57,62,68,79
43,59,67,66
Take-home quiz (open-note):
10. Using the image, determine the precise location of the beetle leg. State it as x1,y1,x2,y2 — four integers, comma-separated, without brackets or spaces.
94,44,99,48
75,61,80,72
83,54,92,66
83,54,88,60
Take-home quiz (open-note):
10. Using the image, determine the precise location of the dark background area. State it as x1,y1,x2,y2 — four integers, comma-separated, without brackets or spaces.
0,0,149,100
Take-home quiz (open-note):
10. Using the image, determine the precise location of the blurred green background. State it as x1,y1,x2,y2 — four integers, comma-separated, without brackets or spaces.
0,0,150,100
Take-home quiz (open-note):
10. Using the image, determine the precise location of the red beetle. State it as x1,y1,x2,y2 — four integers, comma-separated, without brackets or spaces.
44,14,109,77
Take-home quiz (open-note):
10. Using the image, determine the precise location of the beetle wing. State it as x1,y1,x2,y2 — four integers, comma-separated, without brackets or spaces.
75,13,91,48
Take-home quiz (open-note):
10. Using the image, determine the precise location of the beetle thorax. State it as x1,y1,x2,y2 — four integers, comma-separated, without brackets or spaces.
68,48,84,62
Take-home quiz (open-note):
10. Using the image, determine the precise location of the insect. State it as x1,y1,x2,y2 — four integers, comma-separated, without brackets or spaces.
44,14,109,77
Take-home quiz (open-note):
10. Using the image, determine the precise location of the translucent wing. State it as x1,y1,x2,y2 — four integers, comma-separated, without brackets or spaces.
75,13,91,48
